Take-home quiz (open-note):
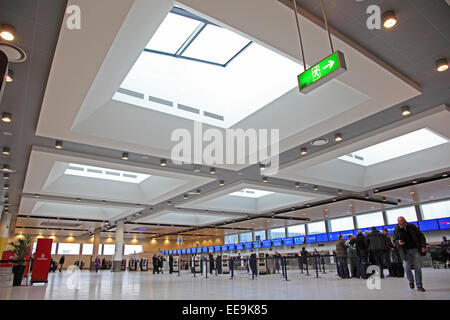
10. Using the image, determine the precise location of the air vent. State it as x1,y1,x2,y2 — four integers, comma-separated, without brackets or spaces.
87,169,102,174
203,111,224,121
67,166,83,171
354,155,364,161
117,87,144,99
149,95,173,107
178,104,200,114
40,221,82,228
123,174,137,179
105,171,120,176
310,138,329,146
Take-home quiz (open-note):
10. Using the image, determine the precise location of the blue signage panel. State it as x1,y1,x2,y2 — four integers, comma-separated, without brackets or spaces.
383,224,396,235
305,235,316,243
187,248,191,254
262,240,271,248
283,237,294,246
208,246,214,252
328,232,340,241
177,249,181,255
182,248,186,254
294,236,305,245
316,233,328,242
341,230,354,239
202,247,208,253
272,238,282,247
215,245,221,252
355,227,371,234
244,242,253,249
253,241,261,248
169,250,173,254
228,243,236,251
419,219,439,232
236,243,244,250
438,217,450,230
221,244,228,251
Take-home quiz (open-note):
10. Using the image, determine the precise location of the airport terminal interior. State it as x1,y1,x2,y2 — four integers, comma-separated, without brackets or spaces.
0,0,449,301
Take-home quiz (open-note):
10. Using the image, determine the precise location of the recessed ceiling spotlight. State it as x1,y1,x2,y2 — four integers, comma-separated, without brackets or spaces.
0,24,16,41
300,147,308,155
382,10,397,29
306,204,310,208
442,173,448,177
334,133,343,142
209,167,216,175
55,140,63,149
337,190,343,195
3,184,8,190
409,191,415,195
429,195,435,199
5,70,13,82
2,147,10,155
3,173,9,180
2,164,12,172
122,152,129,160
259,163,265,171
184,194,188,200
219,180,225,186
310,138,329,146
412,180,418,184
262,176,268,183
34,194,39,198
333,198,337,201
313,186,318,191
374,189,379,193
295,182,300,188
436,58,448,72
76,198,81,202
401,106,411,116
196,189,201,195
365,194,369,199
4,194,8,200
160,159,167,167
1,113,12,123
382,197,387,202
397,199,402,203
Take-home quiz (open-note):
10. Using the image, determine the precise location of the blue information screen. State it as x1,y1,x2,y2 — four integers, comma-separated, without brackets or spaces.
283,237,294,246
305,235,316,243
244,242,252,249
355,228,371,234
316,233,328,242
236,243,244,250
215,245,221,252
384,224,396,235
272,238,282,247
182,249,186,254
201,247,207,253
208,246,214,252
328,232,340,241
419,219,439,232
262,240,271,248
177,249,181,254
197,247,202,253
294,236,305,245
169,250,173,254
253,241,261,248
341,230,354,239
228,243,236,250
221,244,228,251
187,248,191,254
163,250,167,255
438,217,450,230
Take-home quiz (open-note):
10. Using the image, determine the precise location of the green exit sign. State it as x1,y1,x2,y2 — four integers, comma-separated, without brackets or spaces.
298,51,347,93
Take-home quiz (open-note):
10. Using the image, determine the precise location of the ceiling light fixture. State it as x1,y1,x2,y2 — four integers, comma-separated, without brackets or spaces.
2,165,12,172
2,147,10,155
184,194,188,200
5,70,13,83
167,201,172,206
442,173,448,177
382,197,387,202
160,159,167,167
382,11,397,29
3,173,9,180
401,106,411,116
313,186,318,191
295,182,300,188
219,180,225,186
337,190,343,195
412,180,418,184
334,133,343,142
436,58,448,72
122,152,129,160
262,176,268,183
300,147,308,155
3,184,8,190
1,113,12,123
0,24,16,41
55,140,63,149
34,194,39,198
196,189,201,195
311,138,329,146
210,167,216,175
259,163,265,171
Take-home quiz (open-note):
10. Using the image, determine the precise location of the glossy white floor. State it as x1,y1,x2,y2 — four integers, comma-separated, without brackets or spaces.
0,268,449,300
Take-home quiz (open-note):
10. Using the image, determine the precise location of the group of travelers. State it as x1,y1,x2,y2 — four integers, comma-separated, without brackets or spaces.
335,216,427,291
152,254,165,274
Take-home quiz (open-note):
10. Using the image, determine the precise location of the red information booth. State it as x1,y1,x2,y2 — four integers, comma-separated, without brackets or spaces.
31,238,53,285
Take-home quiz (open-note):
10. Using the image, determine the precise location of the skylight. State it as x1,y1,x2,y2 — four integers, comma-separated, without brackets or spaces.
338,128,448,166
229,188,274,199
64,163,150,183
114,7,301,128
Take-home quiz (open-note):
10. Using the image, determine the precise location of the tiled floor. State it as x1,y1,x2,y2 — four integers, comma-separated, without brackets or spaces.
0,268,449,300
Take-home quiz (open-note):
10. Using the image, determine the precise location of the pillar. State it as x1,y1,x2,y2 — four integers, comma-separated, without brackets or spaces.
0,213,12,258
90,230,101,271
112,220,124,272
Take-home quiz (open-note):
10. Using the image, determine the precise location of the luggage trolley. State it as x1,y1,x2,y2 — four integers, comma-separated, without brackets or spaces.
173,257,179,272
258,253,267,275
194,256,201,273
222,254,229,274
121,259,126,271
140,258,148,271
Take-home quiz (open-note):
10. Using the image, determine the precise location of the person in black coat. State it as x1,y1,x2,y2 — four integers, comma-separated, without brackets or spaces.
158,255,164,274
382,228,394,276
208,252,214,274
366,227,386,278
152,254,158,274
353,230,369,279
393,216,427,291
59,255,65,272
169,254,174,274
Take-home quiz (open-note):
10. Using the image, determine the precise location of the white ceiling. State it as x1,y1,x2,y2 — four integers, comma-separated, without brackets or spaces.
136,209,244,226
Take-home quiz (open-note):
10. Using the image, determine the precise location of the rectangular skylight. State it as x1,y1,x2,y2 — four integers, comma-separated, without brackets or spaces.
229,188,274,199
338,128,448,166
65,163,150,183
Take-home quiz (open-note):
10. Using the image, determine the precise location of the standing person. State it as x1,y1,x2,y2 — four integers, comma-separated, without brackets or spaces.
394,216,427,292
300,247,308,270
346,235,358,278
366,227,386,278
94,256,101,273
158,255,164,274
169,254,174,274
152,254,158,274
382,228,394,276
274,251,281,274
354,230,369,279
59,255,65,272
335,235,350,279
208,251,214,274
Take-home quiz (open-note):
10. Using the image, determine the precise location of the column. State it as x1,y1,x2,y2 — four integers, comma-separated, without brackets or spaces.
90,230,101,271
0,213,12,258
112,220,124,272
414,205,423,221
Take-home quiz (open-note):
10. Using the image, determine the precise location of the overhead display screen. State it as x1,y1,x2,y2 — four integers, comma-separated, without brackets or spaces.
283,237,294,246
341,230,354,239
262,240,271,248
253,241,261,248
419,219,439,232
197,247,202,253
438,217,450,230
328,232,340,241
187,248,191,254
244,242,252,249
355,227,371,234
316,233,328,242
215,245,221,252
383,224,396,235
272,238,282,247
294,236,305,245
168,250,172,254
305,235,316,243
208,246,214,252
177,249,181,255
236,243,244,250
221,244,228,251
228,243,236,250
182,249,186,254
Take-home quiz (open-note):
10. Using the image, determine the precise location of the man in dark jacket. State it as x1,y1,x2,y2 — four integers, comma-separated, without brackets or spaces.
335,235,350,278
353,230,368,279
208,252,214,274
382,228,394,276
366,227,385,278
169,254,174,274
393,216,427,292
152,254,158,274
59,255,65,272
